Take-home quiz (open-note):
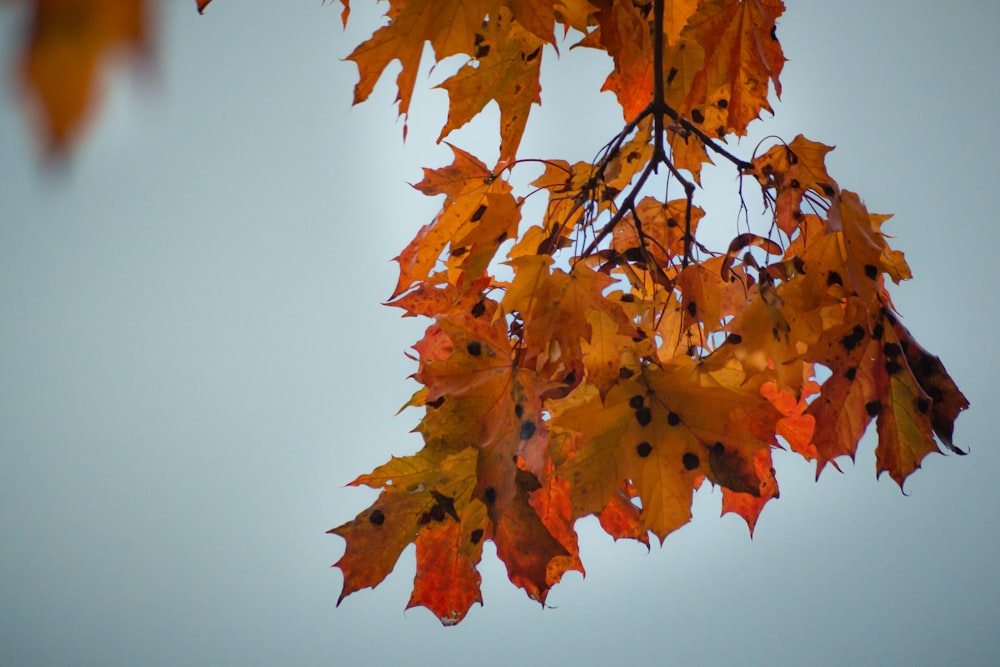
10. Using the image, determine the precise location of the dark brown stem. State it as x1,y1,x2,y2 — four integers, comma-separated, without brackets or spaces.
576,160,657,261
652,0,666,163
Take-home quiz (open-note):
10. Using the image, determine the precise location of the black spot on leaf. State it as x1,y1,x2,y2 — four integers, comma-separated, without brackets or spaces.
840,325,866,352
667,412,681,426
915,397,930,414
682,452,700,470
727,333,742,345
686,301,697,317
635,406,652,427
826,271,843,287
872,323,884,340
471,204,487,222
514,403,524,418
667,67,678,84
636,442,652,458
471,299,486,318
629,395,645,409
691,108,705,124
369,509,385,526
712,442,725,454
883,343,902,359
845,366,857,381
520,420,536,440
717,98,728,109
429,504,446,522
470,528,484,544
467,341,482,356
865,401,882,417
484,487,496,504
427,396,445,409
620,293,636,302
430,491,459,521
864,264,879,280
619,367,635,379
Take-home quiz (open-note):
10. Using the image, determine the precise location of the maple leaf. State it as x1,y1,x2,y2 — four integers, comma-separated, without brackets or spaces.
871,312,969,488
437,7,545,164
585,0,656,119
16,0,150,155
501,255,635,382
196,0,212,14
415,309,582,600
503,0,558,43
330,447,483,615
392,145,519,298
720,447,778,536
679,0,785,136
345,0,490,134
550,362,778,542
751,135,838,235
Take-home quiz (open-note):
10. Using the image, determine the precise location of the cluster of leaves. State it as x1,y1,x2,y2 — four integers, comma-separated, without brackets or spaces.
330,0,968,625
7,0,968,629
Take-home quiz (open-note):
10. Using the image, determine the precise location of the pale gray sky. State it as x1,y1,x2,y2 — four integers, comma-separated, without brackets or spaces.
1,1,997,665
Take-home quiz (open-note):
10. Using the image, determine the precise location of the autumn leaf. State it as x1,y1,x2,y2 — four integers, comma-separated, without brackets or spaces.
437,7,545,164
392,144,519,298
585,0,656,119
679,0,785,136
751,135,837,235
345,0,490,134
550,362,778,541
720,447,778,536
17,0,151,155
501,255,635,381
330,447,482,612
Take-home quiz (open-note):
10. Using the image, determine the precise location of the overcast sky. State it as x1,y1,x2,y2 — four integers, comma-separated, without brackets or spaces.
1,1,998,665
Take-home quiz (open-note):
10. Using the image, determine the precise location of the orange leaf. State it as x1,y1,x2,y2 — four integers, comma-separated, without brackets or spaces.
437,8,544,164
721,447,778,536
751,135,837,235
18,0,150,155
502,255,634,381
551,363,777,542
393,145,519,297
680,0,785,135
346,0,489,128
407,498,488,625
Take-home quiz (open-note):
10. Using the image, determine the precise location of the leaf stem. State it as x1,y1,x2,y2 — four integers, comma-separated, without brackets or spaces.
652,0,666,163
